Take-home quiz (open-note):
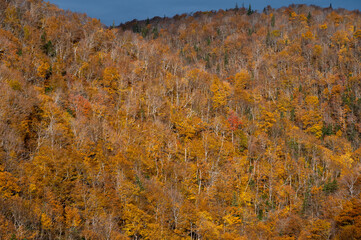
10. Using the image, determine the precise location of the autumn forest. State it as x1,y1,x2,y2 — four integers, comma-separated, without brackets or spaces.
0,0,361,239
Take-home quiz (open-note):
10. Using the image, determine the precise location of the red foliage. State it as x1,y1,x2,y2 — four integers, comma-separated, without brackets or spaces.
227,111,242,131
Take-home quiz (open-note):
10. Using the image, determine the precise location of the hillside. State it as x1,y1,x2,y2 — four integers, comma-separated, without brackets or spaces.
1,0,361,239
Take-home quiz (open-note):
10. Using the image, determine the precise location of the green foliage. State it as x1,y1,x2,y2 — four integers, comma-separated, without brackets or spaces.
322,124,334,137
247,4,254,15
224,50,229,66
238,130,248,152
135,175,144,191
302,189,311,215
346,123,360,148
257,209,263,220
206,37,211,45
266,30,271,46
16,49,22,56
323,179,338,194
307,12,312,23
152,27,159,38
141,27,149,38
44,86,53,93
132,22,140,33
271,14,275,27
41,33,56,57
235,3,239,11
8,80,21,91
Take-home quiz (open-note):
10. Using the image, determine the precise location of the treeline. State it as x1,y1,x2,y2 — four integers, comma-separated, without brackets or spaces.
0,0,361,239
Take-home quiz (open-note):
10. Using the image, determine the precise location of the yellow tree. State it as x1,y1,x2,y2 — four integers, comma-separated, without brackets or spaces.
210,76,231,111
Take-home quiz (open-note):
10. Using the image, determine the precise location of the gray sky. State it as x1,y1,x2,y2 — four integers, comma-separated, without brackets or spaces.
47,0,361,26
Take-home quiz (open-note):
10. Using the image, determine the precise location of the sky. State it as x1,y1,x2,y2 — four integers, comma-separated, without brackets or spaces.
47,0,361,26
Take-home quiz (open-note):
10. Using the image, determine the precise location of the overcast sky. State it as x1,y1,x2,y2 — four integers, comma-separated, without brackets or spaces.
47,0,361,26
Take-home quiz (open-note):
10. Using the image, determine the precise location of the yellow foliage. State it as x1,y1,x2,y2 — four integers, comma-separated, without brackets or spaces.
289,12,298,20
65,207,82,228
41,213,53,230
319,24,328,30
211,77,231,109
307,122,323,138
302,31,314,40
8,79,21,91
29,183,37,193
0,168,20,199
123,204,151,238
354,30,361,39
1,2,361,238
198,211,222,240
313,45,322,56
223,214,242,226
300,219,331,240
338,152,354,169
102,66,120,93
234,70,250,90
299,14,308,23
332,31,350,47
240,191,253,207
103,66,120,82
37,61,50,79
4,5,20,29
305,96,319,108
79,62,89,76
271,30,281,38
23,25,31,40
258,110,277,133
234,70,252,103
329,11,343,25
172,110,206,140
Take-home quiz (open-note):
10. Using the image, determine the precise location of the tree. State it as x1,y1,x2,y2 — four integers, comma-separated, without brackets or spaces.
335,198,361,239
0,166,20,199
210,77,231,110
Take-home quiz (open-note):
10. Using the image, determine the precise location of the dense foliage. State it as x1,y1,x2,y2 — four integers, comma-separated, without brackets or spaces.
1,0,361,239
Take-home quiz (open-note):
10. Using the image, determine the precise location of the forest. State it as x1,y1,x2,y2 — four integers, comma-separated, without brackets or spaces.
0,0,361,239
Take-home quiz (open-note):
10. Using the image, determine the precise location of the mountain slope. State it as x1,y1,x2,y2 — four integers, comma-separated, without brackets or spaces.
1,0,361,239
